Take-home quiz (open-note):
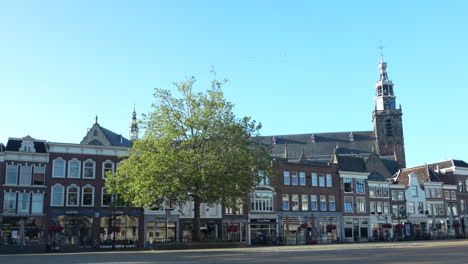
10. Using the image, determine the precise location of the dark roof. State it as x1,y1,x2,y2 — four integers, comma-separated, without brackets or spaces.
334,155,368,173
395,165,441,186
100,126,133,147
0,143,5,152
381,158,401,175
453,159,468,168
261,131,376,161
368,171,386,182
5,139,48,153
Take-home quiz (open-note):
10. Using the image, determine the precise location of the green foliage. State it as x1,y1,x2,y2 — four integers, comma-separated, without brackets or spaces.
106,74,273,211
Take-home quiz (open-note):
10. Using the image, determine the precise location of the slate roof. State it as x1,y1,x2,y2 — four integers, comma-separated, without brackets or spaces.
0,143,5,152
453,159,468,167
394,165,441,186
334,155,368,173
5,139,48,153
100,126,133,147
260,131,376,161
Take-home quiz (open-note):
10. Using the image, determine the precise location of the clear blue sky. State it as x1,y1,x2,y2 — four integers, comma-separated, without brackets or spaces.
1,1,467,168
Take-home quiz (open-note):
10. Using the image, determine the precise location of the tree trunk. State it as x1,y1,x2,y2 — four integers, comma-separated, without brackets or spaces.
193,196,202,241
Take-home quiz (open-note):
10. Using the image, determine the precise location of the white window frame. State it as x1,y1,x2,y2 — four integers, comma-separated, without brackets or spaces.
19,165,32,186
51,184,65,207
329,195,336,211
66,184,80,207
31,193,44,214
319,174,325,187
67,158,81,179
81,184,95,207
33,165,46,186
101,187,111,207
18,192,30,214
301,194,308,211
326,174,332,187
102,160,115,179
312,173,318,186
52,158,66,178
311,195,318,211
283,171,290,185
299,172,306,186
282,194,289,210
83,159,96,179
3,192,17,214
6,164,19,185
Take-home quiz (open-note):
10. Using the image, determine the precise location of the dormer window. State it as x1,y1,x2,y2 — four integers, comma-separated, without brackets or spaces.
20,141,35,153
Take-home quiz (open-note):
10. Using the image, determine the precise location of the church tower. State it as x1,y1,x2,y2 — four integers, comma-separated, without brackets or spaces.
372,55,406,168
129,108,139,141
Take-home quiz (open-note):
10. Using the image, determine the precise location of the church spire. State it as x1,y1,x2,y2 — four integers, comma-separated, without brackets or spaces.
129,107,139,141
374,46,396,111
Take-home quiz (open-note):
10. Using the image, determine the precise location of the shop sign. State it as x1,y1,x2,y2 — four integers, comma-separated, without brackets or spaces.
65,210,79,215
250,219,276,224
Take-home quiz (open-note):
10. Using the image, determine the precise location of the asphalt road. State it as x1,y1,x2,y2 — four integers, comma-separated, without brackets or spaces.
2,240,468,264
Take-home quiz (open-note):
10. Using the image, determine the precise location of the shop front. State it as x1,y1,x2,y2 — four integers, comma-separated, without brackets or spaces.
343,217,369,242
144,212,179,246
0,216,44,246
222,218,247,242
405,217,429,239
180,219,222,242
248,214,277,245
370,215,393,241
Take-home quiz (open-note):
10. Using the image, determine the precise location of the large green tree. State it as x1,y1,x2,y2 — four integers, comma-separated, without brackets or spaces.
107,75,273,241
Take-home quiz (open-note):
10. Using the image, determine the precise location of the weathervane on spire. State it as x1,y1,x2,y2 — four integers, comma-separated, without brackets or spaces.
95,115,98,124
378,40,384,62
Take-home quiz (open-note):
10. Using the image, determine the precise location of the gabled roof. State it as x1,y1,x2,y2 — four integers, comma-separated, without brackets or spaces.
394,165,441,186
100,126,133,147
81,123,132,148
333,155,368,173
261,131,376,161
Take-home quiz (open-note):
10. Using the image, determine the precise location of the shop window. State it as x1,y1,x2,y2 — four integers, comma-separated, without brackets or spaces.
66,185,80,207
52,158,66,178
31,193,44,214
344,178,353,192
360,227,368,238
68,159,81,178
147,222,176,243
51,184,65,207
33,166,45,185
282,194,289,210
6,165,18,185
99,215,139,247
344,228,353,238
82,185,95,207
83,160,96,179
311,195,318,211
58,215,93,246
283,171,290,185
3,192,17,214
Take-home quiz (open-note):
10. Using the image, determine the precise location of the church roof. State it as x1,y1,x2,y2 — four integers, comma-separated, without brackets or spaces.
100,126,133,147
334,155,368,172
260,131,375,161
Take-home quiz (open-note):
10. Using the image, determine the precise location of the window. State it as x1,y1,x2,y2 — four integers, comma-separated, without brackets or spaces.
66,185,80,207
18,193,30,214
392,205,398,217
386,119,393,136
33,166,45,185
451,191,456,200
452,204,458,216
102,161,114,179
68,159,81,178
411,186,418,197
258,171,269,185
461,200,466,214
251,192,273,212
329,196,336,211
283,171,290,185
344,178,353,192
459,181,464,192
399,205,406,217
82,185,94,206
382,187,389,198
51,184,65,206
299,172,306,186
291,172,298,185
318,174,325,187
320,195,327,211
344,196,353,212
345,228,353,238
102,187,112,207
326,174,332,187
83,160,96,179
384,202,390,215
301,194,308,211
425,188,431,198
376,201,382,214
417,202,424,214
312,173,318,186
292,194,299,211
311,195,318,211
282,194,289,210
53,159,66,178
427,203,432,216
370,187,376,198
356,179,365,193
444,190,450,200
225,198,243,214
398,191,404,201
31,193,44,214
3,192,16,214
356,197,366,213
370,201,376,214
431,188,436,198
466,180,468,192
436,189,443,198
408,202,415,214
19,165,32,185
6,165,18,185
391,190,397,200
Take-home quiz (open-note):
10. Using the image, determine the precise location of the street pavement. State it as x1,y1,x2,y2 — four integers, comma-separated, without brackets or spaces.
1,240,468,264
